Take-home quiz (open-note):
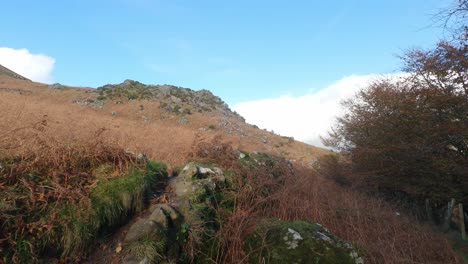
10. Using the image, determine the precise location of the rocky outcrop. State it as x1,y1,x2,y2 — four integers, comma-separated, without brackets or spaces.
122,162,228,263
49,83,66,90
217,117,248,136
95,80,245,121
72,98,104,108
123,203,182,264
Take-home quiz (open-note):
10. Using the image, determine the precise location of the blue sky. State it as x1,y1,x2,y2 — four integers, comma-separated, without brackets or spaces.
0,0,452,146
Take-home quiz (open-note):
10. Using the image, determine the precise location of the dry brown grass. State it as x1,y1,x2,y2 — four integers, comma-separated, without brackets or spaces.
0,86,195,166
0,75,328,168
1,76,459,263
272,171,459,264
193,141,460,264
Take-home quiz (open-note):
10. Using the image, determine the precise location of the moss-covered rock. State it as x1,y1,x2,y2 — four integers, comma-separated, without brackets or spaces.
166,162,234,262
245,219,363,264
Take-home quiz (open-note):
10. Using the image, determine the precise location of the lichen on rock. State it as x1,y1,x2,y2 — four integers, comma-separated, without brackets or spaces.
245,219,364,264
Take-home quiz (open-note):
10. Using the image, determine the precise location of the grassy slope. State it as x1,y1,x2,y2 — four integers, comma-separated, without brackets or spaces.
0,75,328,168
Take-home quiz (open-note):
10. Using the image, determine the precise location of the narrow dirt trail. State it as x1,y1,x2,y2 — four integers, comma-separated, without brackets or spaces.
84,175,176,264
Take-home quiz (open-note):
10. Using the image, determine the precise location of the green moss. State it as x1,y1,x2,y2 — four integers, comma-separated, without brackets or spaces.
146,160,168,182
245,219,357,264
91,168,143,226
91,161,167,228
171,163,236,263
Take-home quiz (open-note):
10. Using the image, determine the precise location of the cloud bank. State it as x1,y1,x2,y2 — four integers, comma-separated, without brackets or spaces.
233,74,400,148
0,47,55,83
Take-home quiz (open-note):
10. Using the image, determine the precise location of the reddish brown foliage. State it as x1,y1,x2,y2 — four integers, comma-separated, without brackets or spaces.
192,139,460,263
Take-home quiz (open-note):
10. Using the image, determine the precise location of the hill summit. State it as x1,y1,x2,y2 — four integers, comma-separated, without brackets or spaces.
95,79,245,121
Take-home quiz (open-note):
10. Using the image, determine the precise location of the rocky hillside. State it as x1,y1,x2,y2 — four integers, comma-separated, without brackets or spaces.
0,67,329,167
0,66,460,264
95,80,245,121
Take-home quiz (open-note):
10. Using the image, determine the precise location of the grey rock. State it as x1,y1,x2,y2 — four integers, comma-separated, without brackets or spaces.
179,117,189,125
148,204,180,228
158,204,180,223
136,153,147,161
198,167,215,175
50,83,65,90
180,162,198,180
123,79,137,86
170,95,182,104
124,219,158,243
246,219,363,264
123,255,150,264
179,162,217,180
72,99,104,108
148,207,168,228
213,167,223,175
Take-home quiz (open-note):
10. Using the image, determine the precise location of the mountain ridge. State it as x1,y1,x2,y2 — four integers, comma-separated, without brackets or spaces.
0,64,30,81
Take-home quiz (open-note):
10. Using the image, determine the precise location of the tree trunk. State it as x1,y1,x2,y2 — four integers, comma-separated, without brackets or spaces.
442,198,456,232
425,199,435,224
460,203,466,240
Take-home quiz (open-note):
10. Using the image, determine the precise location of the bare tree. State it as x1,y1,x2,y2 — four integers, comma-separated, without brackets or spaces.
435,0,467,41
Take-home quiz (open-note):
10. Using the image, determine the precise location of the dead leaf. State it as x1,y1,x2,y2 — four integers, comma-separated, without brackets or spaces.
115,243,122,253
84,179,99,189
159,194,168,204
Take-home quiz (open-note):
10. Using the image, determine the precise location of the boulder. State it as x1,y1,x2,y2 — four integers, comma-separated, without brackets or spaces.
124,218,163,243
148,203,181,228
179,162,222,180
245,219,363,264
148,207,168,228
198,167,215,176
158,203,180,223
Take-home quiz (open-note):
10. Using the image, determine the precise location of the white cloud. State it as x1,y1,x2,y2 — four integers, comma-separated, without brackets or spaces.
0,47,55,83
233,73,403,148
